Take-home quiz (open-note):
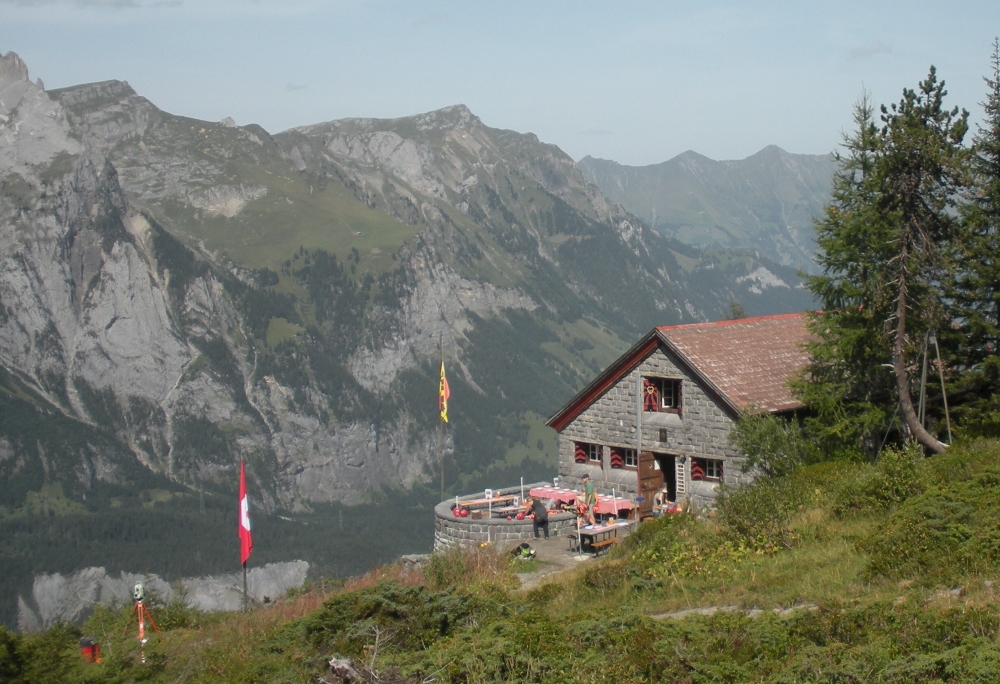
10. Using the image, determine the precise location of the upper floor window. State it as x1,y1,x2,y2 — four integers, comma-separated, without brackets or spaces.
643,377,682,413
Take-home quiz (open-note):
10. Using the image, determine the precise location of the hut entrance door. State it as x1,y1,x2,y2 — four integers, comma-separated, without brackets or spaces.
637,451,661,519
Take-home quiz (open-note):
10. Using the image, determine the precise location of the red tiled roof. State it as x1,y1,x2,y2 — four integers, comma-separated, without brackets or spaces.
656,312,812,413
547,313,812,431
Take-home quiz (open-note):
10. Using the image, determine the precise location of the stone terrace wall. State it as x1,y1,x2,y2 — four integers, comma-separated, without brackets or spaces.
434,483,579,551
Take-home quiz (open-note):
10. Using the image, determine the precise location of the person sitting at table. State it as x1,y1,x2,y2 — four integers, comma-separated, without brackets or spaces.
582,473,597,526
524,496,549,539
653,486,670,517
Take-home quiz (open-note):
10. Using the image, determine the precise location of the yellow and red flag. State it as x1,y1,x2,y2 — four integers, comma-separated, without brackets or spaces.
438,361,450,423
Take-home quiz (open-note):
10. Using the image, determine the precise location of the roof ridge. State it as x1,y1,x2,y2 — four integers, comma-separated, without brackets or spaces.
656,311,808,333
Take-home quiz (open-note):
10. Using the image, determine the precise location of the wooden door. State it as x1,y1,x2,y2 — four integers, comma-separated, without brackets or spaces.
637,451,662,519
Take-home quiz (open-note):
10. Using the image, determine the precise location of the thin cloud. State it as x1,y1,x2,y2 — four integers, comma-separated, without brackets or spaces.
0,0,182,6
285,83,307,92
580,129,613,136
849,41,892,59
412,13,446,27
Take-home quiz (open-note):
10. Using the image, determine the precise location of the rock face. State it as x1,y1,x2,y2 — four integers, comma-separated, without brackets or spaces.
0,50,816,523
17,561,309,631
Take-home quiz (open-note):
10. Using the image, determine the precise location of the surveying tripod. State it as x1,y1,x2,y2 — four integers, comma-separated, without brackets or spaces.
123,582,160,664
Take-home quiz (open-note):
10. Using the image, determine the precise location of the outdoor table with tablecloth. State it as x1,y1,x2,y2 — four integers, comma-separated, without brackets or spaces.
529,487,634,516
528,487,579,504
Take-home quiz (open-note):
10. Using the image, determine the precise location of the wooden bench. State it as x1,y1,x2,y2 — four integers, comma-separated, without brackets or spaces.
589,537,618,555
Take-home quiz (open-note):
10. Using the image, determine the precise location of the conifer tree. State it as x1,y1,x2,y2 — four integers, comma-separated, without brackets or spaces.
952,39,1000,433
800,70,969,454
797,94,897,453
878,67,969,452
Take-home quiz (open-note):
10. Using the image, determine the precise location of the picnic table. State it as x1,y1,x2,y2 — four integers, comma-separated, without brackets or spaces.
594,495,633,516
573,520,633,554
490,505,523,517
529,487,634,516
528,487,578,504
455,495,515,510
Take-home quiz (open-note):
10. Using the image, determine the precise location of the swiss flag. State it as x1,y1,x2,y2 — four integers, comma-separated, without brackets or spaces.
238,460,253,565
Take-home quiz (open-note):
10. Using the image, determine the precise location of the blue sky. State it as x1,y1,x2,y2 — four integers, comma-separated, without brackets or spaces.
3,1,997,165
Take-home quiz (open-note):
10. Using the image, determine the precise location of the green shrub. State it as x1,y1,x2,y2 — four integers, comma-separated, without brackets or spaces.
859,465,1000,581
717,476,804,548
834,441,924,516
303,581,476,659
0,626,25,684
730,411,819,478
424,545,516,591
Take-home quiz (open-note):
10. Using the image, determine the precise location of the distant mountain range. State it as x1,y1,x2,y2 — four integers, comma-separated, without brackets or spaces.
0,49,821,625
578,147,837,272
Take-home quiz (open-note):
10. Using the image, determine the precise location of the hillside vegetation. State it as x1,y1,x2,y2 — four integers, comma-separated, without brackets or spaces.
6,438,1000,683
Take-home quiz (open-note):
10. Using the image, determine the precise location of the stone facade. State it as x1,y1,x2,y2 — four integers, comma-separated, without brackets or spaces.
434,484,579,550
556,346,754,509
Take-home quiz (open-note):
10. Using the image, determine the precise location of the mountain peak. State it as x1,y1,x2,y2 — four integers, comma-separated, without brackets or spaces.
747,144,788,159
0,51,29,85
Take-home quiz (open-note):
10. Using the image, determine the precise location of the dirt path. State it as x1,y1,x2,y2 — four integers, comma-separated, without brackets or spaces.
510,535,594,591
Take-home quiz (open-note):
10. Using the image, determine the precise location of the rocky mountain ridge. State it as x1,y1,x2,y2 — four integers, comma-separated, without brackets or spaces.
578,146,837,272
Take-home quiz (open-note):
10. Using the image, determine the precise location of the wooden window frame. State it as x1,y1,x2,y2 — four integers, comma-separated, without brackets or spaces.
610,446,638,470
643,377,682,414
586,442,603,463
690,457,723,482
623,448,638,468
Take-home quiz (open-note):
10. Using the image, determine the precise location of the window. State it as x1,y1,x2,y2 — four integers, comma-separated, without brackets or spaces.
609,447,638,469
690,457,722,482
643,377,682,412
624,448,638,468
574,441,603,464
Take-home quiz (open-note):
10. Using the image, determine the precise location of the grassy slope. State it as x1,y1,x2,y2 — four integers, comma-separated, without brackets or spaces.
11,438,1000,683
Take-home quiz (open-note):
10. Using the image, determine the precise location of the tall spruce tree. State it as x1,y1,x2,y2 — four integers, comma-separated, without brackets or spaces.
952,39,1000,433
796,94,898,454
879,67,969,453
799,70,969,455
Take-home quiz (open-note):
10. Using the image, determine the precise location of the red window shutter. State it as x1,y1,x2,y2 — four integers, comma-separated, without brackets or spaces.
643,378,659,411
609,448,624,469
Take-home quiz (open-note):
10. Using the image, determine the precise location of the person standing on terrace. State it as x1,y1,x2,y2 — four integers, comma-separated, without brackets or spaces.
582,473,597,526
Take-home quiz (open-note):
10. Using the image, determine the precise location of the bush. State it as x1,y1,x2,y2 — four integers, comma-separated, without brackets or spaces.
730,412,819,478
424,545,517,591
717,476,804,548
303,581,476,659
834,441,924,516
859,466,1000,581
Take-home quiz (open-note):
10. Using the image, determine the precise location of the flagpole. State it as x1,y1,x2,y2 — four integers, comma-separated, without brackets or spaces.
242,562,248,613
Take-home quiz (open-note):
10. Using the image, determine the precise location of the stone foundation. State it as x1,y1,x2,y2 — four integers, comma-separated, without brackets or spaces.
433,483,580,551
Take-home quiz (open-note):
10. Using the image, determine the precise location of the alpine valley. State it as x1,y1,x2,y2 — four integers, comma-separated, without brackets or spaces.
0,51,821,627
